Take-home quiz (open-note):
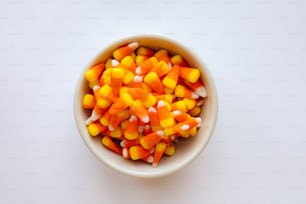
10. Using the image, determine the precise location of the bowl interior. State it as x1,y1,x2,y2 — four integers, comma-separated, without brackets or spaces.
74,35,218,178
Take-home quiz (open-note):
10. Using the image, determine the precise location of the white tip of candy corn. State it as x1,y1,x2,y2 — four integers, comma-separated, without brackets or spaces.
122,148,129,158
168,63,172,70
90,110,101,121
120,140,126,148
195,117,202,127
108,125,114,131
129,114,137,122
195,87,207,98
111,59,120,67
172,110,181,116
156,130,164,136
135,66,142,74
146,155,154,163
197,99,204,106
191,92,199,99
92,85,100,91
85,118,92,125
157,100,165,108
141,116,149,123
128,42,139,50
133,75,143,82
148,107,157,113
180,124,190,131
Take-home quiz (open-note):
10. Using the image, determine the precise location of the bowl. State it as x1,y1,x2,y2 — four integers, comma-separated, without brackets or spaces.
74,34,218,178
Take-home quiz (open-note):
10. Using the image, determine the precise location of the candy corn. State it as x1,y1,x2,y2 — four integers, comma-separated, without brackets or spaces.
148,107,161,132
153,142,167,167
124,115,139,140
154,49,170,64
85,63,105,83
179,67,200,83
140,130,163,150
130,100,149,123
121,56,136,73
144,72,163,94
82,94,95,109
175,84,199,99
135,57,158,75
150,61,171,78
113,42,139,61
184,80,207,98
88,122,107,136
129,145,152,160
171,54,187,66
137,47,154,57
157,100,175,128
102,136,122,155
162,64,179,90
111,68,124,96
82,42,208,167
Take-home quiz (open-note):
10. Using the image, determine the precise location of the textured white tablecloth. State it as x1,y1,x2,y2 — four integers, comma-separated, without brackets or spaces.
1,0,306,203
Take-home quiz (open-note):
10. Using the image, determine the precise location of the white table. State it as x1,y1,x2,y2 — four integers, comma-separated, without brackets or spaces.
1,0,305,203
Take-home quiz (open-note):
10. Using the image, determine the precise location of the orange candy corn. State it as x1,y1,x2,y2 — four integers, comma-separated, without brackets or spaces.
113,42,139,61
135,57,158,75
121,56,137,73
124,87,149,101
162,64,180,90
164,118,201,136
150,61,171,78
87,122,107,136
179,67,200,83
144,72,163,94
102,136,122,155
189,106,201,116
175,84,199,99
154,94,173,104
135,55,149,66
109,92,133,115
85,104,104,125
154,49,170,64
124,115,139,140
171,100,187,112
99,110,111,126
108,110,129,131
82,94,96,109
85,63,105,83
157,100,175,128
172,110,190,122
153,142,167,167
140,130,164,150
120,138,140,148
137,47,155,57
148,107,161,132
171,54,187,66
104,126,122,139
130,100,149,123
165,144,175,156
129,145,152,160
110,68,124,96
184,80,207,98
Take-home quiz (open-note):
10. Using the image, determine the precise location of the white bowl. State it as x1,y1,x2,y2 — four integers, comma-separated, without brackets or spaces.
74,34,218,178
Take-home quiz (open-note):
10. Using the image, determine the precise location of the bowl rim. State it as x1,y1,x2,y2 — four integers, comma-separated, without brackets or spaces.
73,34,218,178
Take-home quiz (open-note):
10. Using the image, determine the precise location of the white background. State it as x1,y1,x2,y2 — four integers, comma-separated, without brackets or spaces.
1,0,306,203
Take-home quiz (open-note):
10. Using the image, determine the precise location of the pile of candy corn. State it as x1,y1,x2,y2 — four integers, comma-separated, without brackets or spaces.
82,42,207,167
